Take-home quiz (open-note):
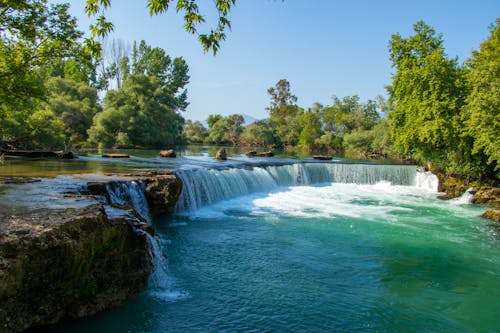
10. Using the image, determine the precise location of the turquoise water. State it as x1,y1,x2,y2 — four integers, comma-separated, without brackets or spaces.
48,181,500,332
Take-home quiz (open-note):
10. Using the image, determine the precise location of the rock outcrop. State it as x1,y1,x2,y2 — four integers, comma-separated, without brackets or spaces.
0,205,152,333
482,209,500,222
215,148,227,160
159,149,176,158
143,174,183,216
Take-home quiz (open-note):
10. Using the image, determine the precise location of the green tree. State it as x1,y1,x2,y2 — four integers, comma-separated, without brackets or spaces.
241,120,274,147
0,0,83,147
298,104,323,150
88,74,183,148
85,0,236,55
44,77,100,147
183,120,208,143
205,114,244,145
463,18,500,173
207,114,223,129
387,21,469,172
267,79,303,146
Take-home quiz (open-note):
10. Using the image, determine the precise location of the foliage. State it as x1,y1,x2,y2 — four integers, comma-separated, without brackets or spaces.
27,110,65,148
298,106,323,150
205,114,244,145
267,79,303,146
241,120,274,147
387,21,471,173
44,77,100,147
88,74,184,148
462,18,500,172
183,120,208,143
85,0,236,55
0,0,84,148
88,40,189,148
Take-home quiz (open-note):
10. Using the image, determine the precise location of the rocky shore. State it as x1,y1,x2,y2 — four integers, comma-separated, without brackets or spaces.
0,171,183,332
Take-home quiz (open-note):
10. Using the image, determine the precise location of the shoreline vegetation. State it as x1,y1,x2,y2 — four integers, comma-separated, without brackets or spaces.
0,3,498,190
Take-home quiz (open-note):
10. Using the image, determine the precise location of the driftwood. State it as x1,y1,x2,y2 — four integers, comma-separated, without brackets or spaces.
0,150,75,159
102,154,130,158
312,155,332,160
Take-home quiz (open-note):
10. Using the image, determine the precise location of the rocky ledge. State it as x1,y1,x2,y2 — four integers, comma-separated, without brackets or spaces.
0,204,152,333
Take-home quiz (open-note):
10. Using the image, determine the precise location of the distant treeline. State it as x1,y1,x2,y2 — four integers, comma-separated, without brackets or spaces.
186,20,499,181
0,2,497,181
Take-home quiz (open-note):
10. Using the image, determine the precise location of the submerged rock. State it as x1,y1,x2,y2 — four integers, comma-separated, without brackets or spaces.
102,153,130,158
256,151,274,157
159,149,176,158
0,204,152,332
313,155,332,160
216,148,227,160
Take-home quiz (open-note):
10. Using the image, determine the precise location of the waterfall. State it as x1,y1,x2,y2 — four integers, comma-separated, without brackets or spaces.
414,169,440,192
451,188,474,205
106,180,151,222
175,163,422,213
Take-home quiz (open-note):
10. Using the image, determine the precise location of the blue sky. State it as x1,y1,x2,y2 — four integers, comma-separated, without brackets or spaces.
65,0,499,121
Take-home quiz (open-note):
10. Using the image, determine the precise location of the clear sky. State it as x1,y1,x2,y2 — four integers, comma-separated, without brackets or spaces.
65,0,499,121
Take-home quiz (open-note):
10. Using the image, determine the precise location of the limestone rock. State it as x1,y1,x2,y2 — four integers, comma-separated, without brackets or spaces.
159,149,176,158
256,151,274,157
0,204,151,332
473,187,500,207
143,175,183,216
216,148,227,160
482,209,500,222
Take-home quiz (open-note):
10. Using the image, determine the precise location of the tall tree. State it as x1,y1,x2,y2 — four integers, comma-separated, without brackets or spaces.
267,79,303,146
0,0,84,147
463,18,500,173
387,21,469,172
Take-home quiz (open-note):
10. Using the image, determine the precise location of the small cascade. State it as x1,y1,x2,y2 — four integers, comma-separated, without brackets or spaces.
451,188,475,205
106,180,151,222
415,169,440,192
175,167,279,212
175,162,421,213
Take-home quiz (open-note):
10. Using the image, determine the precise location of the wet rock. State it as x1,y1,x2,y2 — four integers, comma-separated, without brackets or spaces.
246,151,257,157
102,154,129,158
0,177,41,184
313,155,332,160
473,187,500,207
215,148,227,160
256,151,274,157
86,182,109,198
0,150,75,159
144,175,183,216
159,149,176,158
0,204,151,332
482,209,500,222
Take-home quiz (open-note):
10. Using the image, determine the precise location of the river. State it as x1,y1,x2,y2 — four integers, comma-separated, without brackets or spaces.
3,147,498,332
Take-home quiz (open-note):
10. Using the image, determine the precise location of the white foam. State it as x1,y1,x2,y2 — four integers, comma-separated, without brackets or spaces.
450,188,474,205
415,170,439,192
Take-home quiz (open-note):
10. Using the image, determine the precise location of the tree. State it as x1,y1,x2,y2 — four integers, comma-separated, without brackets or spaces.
88,74,183,148
267,79,303,146
127,40,190,112
183,120,208,143
44,77,100,147
207,114,223,129
0,1,83,147
298,104,323,150
241,120,274,147
205,114,244,145
463,18,500,173
387,21,469,172
85,0,236,55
